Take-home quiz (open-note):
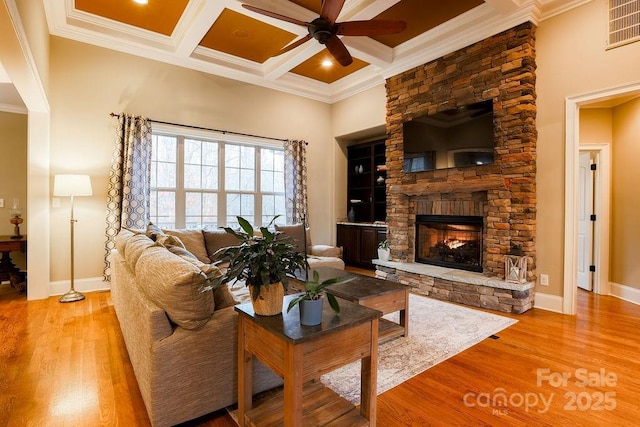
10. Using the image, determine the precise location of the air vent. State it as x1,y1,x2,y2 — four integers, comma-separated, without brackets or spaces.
608,0,640,48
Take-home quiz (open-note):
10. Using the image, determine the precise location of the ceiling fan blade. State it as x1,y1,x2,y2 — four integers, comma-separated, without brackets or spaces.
242,4,309,27
275,34,313,56
325,35,352,66
319,0,345,24
337,20,407,36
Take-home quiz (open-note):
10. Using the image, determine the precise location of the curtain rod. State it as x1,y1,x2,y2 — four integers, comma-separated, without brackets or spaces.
109,112,307,144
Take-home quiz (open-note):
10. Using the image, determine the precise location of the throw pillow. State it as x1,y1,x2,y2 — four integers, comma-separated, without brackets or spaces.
163,229,210,263
146,222,164,241
203,229,241,262
275,223,312,254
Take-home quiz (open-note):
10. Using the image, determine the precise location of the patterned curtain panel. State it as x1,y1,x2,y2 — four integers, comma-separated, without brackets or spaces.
103,114,153,280
284,140,309,225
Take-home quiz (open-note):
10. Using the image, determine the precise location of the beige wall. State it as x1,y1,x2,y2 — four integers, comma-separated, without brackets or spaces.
536,0,640,296
611,98,640,289
580,108,612,144
49,37,334,282
0,111,27,269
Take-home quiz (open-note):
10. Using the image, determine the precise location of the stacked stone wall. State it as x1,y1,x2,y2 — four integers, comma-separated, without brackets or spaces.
385,22,537,281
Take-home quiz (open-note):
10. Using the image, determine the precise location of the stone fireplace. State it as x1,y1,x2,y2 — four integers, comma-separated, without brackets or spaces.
375,22,537,314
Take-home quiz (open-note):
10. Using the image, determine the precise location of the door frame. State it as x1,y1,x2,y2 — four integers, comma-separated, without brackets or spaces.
564,82,640,314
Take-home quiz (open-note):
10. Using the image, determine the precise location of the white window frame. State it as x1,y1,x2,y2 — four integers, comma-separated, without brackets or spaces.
150,123,285,229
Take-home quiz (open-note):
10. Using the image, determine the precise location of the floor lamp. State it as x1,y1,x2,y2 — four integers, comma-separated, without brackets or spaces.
53,174,93,303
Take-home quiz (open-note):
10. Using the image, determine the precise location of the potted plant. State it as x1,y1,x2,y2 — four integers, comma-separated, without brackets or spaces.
377,239,391,261
286,270,355,326
212,216,308,316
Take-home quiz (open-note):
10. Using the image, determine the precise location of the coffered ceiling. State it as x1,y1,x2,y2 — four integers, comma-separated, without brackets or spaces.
10,0,590,106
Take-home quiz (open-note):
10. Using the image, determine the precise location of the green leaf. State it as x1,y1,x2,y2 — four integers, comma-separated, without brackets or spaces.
237,216,254,235
261,226,274,241
287,294,307,313
327,293,340,314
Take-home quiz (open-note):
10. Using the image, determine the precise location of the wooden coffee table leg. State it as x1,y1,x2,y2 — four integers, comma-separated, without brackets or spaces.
237,317,253,427
360,318,378,426
399,289,409,337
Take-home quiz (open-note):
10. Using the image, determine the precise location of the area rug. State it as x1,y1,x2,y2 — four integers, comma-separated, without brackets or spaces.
320,293,517,405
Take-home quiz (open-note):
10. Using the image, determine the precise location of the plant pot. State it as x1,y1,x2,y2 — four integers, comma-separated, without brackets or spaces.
299,298,324,326
378,248,391,262
249,282,284,316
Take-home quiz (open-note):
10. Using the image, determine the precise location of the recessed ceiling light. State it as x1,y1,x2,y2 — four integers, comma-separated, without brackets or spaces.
233,29,250,38
133,0,148,5
322,59,333,67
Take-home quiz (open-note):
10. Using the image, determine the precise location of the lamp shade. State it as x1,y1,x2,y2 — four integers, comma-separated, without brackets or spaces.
53,174,93,197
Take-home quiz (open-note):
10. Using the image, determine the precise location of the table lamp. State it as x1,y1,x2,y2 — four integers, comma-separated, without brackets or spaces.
53,174,93,303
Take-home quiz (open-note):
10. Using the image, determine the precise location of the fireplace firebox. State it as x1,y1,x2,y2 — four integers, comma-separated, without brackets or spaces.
415,215,483,272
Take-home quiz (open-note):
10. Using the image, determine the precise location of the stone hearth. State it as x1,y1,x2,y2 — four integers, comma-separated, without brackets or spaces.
379,22,537,313
374,261,534,314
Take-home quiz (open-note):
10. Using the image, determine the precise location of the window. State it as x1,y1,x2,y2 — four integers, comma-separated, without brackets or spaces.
150,127,286,230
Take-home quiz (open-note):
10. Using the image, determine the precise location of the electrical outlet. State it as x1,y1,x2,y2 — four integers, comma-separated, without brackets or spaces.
540,274,549,286
0,198,3,208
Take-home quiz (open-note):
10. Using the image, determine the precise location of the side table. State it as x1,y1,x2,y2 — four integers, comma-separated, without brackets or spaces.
0,235,27,292
236,294,381,427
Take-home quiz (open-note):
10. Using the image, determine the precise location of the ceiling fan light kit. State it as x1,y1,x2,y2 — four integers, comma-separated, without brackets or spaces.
242,0,406,67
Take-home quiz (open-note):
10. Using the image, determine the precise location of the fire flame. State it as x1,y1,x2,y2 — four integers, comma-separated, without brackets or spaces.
444,239,466,249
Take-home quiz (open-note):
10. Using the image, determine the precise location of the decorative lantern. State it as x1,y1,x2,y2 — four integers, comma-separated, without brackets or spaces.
504,243,528,284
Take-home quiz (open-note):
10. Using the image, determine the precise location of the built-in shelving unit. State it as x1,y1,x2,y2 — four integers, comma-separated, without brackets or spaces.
347,139,386,223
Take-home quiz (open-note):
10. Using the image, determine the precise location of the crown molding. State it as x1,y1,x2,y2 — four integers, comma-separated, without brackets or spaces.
0,102,27,114
42,0,587,104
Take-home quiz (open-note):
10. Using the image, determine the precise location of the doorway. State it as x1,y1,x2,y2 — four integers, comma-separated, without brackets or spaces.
565,84,635,314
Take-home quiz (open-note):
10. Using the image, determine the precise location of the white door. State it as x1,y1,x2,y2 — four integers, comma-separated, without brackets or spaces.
577,152,593,291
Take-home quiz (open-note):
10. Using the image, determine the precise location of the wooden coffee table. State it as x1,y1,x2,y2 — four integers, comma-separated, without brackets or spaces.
296,267,410,344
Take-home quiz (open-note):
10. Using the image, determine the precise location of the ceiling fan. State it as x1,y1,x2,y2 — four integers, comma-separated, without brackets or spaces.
242,0,407,66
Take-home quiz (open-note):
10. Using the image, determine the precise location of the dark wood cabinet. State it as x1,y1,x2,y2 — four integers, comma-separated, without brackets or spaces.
347,140,386,223
337,224,386,268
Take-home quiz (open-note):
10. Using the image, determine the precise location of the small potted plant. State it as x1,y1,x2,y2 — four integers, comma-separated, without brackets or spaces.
212,216,308,316
377,239,391,261
286,270,355,325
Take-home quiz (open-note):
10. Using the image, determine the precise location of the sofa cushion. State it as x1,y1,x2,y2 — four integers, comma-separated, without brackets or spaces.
307,256,345,270
213,284,239,309
203,229,241,261
135,245,215,329
163,229,210,263
310,244,343,258
275,224,312,254
165,244,238,311
115,229,159,270
156,234,186,249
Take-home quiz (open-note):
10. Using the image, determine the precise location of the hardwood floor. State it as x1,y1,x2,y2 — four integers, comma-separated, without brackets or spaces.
1,281,639,426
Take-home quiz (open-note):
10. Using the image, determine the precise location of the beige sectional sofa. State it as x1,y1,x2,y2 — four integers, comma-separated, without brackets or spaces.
110,225,344,426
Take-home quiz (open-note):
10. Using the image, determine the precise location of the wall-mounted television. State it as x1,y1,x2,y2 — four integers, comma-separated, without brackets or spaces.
403,100,495,173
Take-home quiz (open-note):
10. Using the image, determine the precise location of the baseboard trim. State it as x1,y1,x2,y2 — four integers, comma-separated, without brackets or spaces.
533,292,564,313
610,282,640,305
49,277,110,296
